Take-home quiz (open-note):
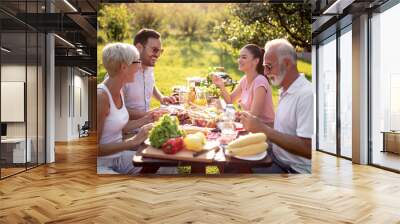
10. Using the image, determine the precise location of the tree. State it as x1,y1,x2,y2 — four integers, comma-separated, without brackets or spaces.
98,4,132,42
172,5,207,41
176,12,201,40
128,4,164,35
214,3,311,52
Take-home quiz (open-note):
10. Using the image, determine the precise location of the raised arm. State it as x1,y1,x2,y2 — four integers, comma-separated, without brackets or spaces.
212,75,241,104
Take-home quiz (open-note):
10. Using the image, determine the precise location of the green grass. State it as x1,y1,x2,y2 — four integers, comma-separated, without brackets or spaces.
177,166,220,175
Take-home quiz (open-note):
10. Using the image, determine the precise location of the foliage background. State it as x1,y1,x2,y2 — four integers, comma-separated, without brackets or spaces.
97,3,312,109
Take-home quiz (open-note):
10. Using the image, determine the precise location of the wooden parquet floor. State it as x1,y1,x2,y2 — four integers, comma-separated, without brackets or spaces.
1,167,26,177
1,135,400,224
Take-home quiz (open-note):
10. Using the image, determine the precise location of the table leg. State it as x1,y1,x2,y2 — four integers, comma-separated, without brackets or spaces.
140,166,160,174
237,166,252,173
382,133,386,152
217,165,224,174
191,165,206,174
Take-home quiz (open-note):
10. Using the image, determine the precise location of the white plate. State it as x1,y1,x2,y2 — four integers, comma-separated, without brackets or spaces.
231,150,267,161
160,104,184,113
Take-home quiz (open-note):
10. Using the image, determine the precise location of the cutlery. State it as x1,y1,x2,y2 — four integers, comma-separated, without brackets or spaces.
212,146,221,161
193,145,219,157
211,127,221,133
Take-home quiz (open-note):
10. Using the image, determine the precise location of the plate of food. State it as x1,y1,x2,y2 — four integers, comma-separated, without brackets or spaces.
187,109,218,128
224,133,268,161
180,124,212,135
231,151,267,161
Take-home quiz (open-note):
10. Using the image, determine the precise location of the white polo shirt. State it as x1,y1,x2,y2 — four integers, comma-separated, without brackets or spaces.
273,75,314,173
123,67,155,113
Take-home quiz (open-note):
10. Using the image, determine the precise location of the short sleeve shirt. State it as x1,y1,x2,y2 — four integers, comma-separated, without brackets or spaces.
272,75,314,173
238,75,275,124
123,67,155,113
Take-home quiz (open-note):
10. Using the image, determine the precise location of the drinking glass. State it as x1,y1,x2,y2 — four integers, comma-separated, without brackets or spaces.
178,88,188,106
195,88,207,106
219,121,236,145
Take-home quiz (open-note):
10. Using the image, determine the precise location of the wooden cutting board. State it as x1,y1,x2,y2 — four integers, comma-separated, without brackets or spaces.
142,140,222,163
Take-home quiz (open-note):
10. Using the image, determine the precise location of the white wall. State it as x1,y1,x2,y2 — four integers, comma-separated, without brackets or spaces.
54,67,89,141
73,73,89,138
55,66,69,141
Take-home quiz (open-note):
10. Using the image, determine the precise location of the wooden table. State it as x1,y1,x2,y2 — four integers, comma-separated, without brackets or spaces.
132,145,273,174
381,131,400,154
131,103,272,174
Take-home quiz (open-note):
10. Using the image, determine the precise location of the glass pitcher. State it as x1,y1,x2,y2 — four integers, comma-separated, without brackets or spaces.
195,88,207,106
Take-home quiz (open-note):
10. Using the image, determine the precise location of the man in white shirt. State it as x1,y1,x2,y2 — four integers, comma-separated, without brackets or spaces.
124,28,176,120
240,39,313,174
121,29,178,175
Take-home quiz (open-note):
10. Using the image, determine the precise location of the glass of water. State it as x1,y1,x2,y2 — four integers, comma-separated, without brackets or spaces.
219,121,236,145
178,88,188,106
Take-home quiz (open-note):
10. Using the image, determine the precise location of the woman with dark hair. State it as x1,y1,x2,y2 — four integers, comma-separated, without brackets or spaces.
212,44,275,126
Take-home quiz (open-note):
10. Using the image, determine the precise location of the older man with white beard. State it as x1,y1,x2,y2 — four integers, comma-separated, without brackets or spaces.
240,39,313,174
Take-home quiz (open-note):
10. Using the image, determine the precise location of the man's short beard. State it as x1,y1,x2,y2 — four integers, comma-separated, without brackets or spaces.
271,64,286,87
141,59,154,67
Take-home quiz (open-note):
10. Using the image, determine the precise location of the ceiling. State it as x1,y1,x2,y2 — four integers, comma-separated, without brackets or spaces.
312,0,390,41
0,0,97,75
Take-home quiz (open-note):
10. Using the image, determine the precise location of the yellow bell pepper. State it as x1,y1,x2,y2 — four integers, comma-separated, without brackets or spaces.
184,132,205,152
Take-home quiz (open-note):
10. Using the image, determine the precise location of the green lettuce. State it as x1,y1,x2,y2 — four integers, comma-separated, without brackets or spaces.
149,115,184,148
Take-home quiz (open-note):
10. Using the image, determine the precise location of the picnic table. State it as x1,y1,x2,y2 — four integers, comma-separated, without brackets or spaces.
132,136,273,174
131,99,272,174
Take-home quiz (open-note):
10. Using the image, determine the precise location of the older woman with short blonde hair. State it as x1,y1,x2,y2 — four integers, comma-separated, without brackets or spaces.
97,43,152,174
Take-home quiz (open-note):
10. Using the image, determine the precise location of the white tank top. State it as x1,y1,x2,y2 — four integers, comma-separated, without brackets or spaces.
97,83,129,146
97,83,129,171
